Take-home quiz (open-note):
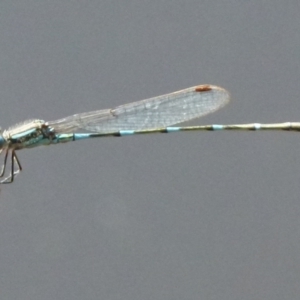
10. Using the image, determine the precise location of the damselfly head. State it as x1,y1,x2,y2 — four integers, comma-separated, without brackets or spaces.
0,134,6,150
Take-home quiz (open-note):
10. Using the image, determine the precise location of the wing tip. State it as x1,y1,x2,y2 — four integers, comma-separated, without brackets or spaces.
194,84,213,92
194,84,230,103
194,84,228,93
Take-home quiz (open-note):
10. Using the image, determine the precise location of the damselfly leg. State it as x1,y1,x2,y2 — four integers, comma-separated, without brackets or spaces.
0,149,22,183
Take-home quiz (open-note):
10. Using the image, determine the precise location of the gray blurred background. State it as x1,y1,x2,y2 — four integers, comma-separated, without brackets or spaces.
0,1,300,299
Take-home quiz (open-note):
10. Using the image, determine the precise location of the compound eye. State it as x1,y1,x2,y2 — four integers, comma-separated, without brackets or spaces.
0,135,6,149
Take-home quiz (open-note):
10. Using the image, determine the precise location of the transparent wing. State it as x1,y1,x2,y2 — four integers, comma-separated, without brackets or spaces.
47,85,230,133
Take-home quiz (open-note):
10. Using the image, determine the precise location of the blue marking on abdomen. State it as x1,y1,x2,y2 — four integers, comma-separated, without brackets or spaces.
74,133,91,140
212,125,224,130
166,127,180,132
119,130,135,136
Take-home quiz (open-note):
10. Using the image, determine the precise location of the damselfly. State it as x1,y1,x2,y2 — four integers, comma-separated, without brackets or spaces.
0,84,298,183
